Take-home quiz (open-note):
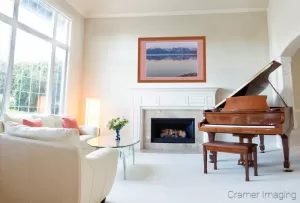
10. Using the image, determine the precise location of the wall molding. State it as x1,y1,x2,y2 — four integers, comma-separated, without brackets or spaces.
87,8,266,18
64,0,87,17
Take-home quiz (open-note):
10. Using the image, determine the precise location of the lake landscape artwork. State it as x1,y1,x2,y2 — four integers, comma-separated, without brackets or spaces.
138,36,206,83
145,41,198,77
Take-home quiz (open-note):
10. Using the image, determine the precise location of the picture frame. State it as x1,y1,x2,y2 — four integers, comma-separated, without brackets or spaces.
137,36,206,83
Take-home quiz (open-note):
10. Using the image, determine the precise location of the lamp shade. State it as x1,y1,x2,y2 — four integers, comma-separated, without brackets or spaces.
85,98,100,127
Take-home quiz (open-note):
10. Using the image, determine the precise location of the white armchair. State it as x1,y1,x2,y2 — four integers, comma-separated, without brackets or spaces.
0,121,118,203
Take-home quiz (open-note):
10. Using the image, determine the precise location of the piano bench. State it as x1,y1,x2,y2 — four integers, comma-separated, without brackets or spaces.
202,141,258,181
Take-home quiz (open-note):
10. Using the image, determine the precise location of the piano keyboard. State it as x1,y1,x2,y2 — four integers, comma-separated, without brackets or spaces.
203,124,276,128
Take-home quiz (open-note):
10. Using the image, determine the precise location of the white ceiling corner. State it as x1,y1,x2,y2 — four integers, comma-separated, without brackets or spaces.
66,0,269,18
65,0,87,17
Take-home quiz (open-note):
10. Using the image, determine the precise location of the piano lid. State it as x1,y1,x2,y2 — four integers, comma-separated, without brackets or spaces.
215,60,283,109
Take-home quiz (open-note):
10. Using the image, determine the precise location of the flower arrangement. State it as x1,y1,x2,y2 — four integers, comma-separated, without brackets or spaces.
107,116,129,131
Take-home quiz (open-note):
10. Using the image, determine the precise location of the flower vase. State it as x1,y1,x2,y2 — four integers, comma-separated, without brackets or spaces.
115,129,120,141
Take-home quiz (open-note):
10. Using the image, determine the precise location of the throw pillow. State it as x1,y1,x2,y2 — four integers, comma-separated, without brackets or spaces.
61,117,81,135
23,118,43,127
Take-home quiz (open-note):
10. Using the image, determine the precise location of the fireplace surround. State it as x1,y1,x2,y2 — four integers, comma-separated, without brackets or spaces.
131,87,219,150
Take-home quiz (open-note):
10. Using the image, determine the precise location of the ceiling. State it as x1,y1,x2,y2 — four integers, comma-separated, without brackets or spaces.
66,0,269,18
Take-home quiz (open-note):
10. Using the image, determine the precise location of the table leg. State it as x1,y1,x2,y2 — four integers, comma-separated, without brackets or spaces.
121,148,126,180
132,145,135,165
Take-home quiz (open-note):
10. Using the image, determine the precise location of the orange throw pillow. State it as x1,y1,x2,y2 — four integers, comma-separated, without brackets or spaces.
61,117,81,134
23,118,43,127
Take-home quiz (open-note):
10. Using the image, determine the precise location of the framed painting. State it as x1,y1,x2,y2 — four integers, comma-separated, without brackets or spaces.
138,36,206,83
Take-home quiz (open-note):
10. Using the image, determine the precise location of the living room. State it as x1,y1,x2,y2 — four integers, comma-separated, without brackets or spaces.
0,0,300,202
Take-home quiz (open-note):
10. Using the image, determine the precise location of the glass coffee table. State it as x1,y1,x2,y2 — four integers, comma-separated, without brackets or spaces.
87,135,140,180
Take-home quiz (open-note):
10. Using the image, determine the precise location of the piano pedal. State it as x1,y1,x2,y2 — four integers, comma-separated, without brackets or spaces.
237,160,244,165
238,160,255,167
283,168,293,172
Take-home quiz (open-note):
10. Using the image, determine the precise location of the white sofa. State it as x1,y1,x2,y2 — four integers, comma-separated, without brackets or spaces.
0,114,98,154
0,121,119,203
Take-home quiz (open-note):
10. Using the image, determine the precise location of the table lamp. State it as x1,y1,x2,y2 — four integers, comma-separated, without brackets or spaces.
85,98,101,136
37,95,46,114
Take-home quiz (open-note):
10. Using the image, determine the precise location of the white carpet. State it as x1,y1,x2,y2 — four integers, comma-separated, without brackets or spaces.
106,148,300,203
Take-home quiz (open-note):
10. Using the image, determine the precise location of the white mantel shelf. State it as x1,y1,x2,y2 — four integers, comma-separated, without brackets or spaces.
130,87,219,149
130,87,219,91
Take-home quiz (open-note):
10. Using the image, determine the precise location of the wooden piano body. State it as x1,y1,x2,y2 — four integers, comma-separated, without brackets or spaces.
198,60,294,171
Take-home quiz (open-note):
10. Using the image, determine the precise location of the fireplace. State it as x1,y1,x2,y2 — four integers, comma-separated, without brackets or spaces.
151,118,195,143
131,87,218,149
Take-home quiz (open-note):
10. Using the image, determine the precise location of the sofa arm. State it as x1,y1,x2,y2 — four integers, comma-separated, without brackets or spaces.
85,148,119,202
79,126,98,137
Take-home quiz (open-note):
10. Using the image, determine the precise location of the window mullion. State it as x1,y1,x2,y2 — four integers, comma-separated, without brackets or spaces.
0,13,14,25
59,19,71,115
14,0,21,20
1,15,69,51
46,46,55,114
55,41,69,50
66,20,71,49
2,0,20,115
16,21,52,43
60,50,68,115
16,20,69,49
45,12,58,114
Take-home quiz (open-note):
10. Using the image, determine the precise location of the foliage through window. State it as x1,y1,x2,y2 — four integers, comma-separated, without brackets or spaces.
0,0,71,116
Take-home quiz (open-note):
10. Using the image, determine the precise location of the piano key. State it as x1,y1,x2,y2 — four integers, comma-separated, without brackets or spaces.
202,124,276,128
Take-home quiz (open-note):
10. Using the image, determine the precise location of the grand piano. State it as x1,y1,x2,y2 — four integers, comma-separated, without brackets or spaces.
198,60,294,172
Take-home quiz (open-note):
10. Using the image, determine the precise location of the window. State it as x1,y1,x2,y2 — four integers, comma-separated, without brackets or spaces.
19,0,55,36
0,0,71,116
0,22,12,115
10,30,51,113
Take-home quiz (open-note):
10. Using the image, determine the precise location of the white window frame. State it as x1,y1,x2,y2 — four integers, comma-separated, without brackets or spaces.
0,0,71,116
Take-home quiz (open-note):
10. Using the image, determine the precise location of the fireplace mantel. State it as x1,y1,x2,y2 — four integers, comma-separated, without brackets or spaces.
130,87,219,149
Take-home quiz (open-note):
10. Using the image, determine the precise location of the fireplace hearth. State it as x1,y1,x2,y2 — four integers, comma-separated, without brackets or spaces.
151,118,195,143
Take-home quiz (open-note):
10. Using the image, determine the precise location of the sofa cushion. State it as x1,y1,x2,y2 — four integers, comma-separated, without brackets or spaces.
3,113,33,124
23,118,43,127
4,121,81,150
32,114,63,128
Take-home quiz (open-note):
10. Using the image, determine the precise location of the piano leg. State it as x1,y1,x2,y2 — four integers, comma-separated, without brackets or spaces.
208,132,215,163
237,136,245,165
281,134,293,172
259,135,265,153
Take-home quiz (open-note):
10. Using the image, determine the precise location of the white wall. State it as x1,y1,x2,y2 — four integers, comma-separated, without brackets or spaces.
291,49,300,144
83,12,274,146
268,0,300,58
45,0,85,121
268,0,300,144
292,50,300,111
